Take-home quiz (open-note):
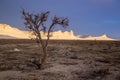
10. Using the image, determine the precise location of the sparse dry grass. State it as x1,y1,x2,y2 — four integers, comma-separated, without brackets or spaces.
0,39,120,80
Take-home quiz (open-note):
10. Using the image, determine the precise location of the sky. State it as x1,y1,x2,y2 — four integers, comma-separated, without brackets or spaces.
0,0,120,39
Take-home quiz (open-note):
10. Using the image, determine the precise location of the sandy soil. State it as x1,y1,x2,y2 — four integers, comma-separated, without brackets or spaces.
0,40,120,80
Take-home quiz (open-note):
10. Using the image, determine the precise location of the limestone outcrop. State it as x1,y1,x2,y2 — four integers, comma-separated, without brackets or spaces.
0,24,114,40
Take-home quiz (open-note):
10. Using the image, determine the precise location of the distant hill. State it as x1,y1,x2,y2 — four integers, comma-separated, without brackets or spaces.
0,24,114,40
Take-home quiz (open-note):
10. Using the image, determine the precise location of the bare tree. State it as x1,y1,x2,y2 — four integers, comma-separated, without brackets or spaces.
22,9,69,69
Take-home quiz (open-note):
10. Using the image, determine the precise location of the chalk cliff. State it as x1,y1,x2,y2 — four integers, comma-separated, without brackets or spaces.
0,24,30,39
0,24,114,40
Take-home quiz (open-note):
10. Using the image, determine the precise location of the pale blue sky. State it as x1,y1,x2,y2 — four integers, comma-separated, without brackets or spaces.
0,0,120,39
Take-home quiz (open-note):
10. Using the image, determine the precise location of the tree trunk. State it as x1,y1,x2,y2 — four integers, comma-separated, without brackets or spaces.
40,47,47,69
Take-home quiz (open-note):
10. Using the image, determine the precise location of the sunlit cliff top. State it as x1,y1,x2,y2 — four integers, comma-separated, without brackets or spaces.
0,24,114,40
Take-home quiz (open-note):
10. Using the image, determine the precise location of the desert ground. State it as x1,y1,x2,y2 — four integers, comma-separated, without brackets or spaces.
0,39,120,80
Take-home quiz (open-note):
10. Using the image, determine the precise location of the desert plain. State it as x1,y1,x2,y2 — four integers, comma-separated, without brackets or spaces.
0,39,120,80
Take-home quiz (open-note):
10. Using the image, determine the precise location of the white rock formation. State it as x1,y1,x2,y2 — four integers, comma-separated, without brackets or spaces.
0,24,30,39
0,24,114,40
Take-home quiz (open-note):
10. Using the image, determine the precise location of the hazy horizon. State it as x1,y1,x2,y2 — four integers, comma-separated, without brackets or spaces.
0,0,120,39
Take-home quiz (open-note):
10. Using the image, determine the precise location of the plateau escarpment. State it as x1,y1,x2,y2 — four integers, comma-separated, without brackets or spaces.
0,24,114,40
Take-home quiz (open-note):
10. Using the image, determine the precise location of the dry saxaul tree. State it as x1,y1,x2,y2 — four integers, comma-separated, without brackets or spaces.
22,9,69,69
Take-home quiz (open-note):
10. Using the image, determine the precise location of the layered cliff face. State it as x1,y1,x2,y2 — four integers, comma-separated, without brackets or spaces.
0,24,114,40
